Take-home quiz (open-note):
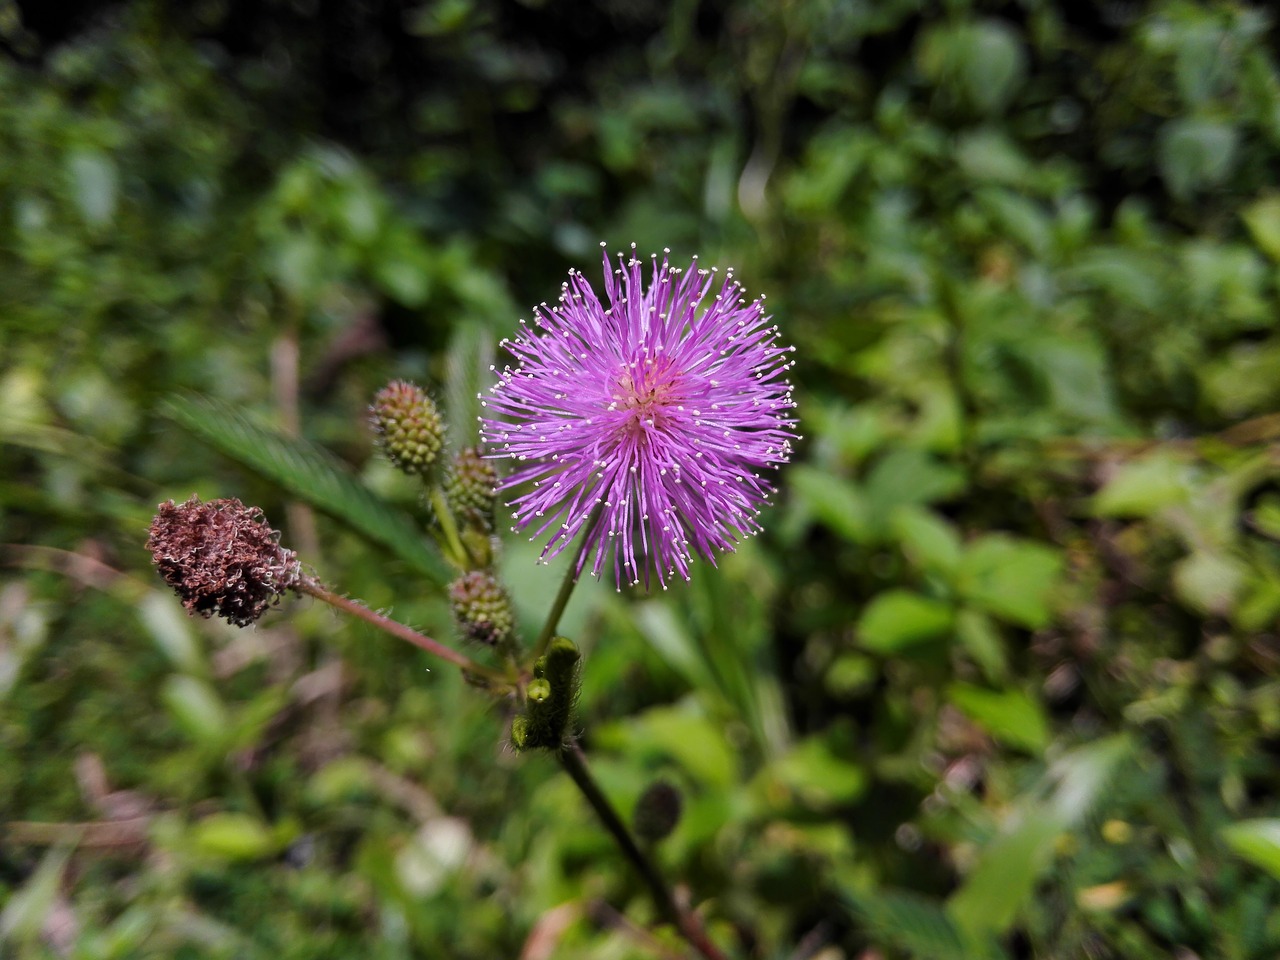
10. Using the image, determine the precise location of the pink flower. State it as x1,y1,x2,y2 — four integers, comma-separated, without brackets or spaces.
481,245,796,589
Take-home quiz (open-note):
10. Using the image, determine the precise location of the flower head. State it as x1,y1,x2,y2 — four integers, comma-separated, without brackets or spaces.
147,496,301,626
481,245,796,588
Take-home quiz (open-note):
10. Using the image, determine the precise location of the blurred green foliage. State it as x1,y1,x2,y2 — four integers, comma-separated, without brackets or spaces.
4,0,1280,957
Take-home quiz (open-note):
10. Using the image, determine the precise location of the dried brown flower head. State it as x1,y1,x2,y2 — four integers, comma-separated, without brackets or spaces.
147,496,301,627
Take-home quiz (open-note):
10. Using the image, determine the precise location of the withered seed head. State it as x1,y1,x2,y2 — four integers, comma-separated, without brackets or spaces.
147,496,301,627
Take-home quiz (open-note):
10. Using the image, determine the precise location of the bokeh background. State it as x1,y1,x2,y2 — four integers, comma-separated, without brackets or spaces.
4,0,1280,957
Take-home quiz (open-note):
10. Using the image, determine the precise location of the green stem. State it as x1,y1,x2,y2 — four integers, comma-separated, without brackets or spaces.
430,485,468,569
556,743,731,960
298,578,506,685
532,504,604,660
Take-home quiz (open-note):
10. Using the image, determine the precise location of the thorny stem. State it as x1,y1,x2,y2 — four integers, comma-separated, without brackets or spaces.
556,743,731,960
532,503,605,660
298,578,506,685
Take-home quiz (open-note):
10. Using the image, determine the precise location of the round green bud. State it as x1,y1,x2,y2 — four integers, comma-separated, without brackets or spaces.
526,678,552,704
445,447,498,532
448,571,514,648
370,380,445,476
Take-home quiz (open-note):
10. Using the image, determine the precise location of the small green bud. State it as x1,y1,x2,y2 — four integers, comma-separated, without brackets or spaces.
519,678,558,750
445,447,498,533
527,678,552,703
633,780,682,843
448,571,515,648
370,380,445,476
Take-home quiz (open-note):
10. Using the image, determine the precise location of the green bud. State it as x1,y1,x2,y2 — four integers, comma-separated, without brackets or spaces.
444,447,498,533
511,715,529,751
517,678,557,751
448,571,514,648
370,380,445,476
633,780,682,843
527,678,552,703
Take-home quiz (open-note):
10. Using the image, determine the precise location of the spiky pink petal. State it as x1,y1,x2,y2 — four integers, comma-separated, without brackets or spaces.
481,245,797,589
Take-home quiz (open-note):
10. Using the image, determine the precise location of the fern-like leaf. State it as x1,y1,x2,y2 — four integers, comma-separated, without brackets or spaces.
162,394,451,584
844,889,1008,960
443,319,495,449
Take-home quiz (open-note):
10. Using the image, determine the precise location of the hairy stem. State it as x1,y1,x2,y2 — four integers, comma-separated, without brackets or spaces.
298,578,505,684
556,743,730,960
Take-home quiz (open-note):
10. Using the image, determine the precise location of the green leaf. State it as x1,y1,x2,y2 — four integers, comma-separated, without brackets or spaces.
891,505,962,578
1067,248,1167,312
956,129,1032,186
957,536,1062,628
1093,453,1190,517
162,394,450,583
918,19,1026,116
948,682,1048,753
863,448,966,520
370,222,433,306
1222,819,1280,880
161,674,229,749
948,736,1130,940
761,735,867,808
790,465,871,542
596,702,738,789
950,812,1062,940
955,608,1008,681
67,148,118,226
1172,550,1248,616
190,812,279,862
633,601,717,692
136,591,205,676
858,590,954,653
0,843,73,945
374,256,431,307
1158,118,1238,200
825,652,877,697
958,20,1026,114
844,889,1006,960
1242,195,1280,262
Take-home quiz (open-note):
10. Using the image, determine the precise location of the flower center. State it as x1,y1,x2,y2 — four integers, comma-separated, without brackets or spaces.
613,357,680,437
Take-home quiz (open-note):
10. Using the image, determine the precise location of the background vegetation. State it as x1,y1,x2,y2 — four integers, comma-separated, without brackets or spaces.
4,0,1280,956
